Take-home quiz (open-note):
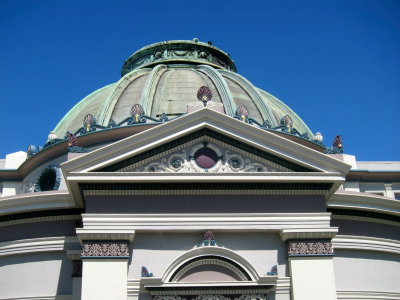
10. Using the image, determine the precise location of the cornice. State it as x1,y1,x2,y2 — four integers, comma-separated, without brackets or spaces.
329,208,400,227
80,213,332,231
0,236,80,257
76,229,135,243
328,191,400,217
280,228,338,241
141,281,278,294
0,208,82,227
0,191,74,216
333,235,400,255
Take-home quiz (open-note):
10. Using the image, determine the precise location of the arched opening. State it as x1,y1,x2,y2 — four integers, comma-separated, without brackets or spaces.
35,165,61,192
170,256,251,282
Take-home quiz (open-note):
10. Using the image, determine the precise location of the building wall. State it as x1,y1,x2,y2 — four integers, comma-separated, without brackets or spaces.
128,232,287,279
0,252,73,299
334,249,400,294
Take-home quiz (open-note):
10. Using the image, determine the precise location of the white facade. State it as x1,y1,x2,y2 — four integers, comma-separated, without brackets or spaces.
0,40,399,300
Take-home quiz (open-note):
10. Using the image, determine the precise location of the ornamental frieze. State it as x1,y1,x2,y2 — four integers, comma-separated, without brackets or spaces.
118,137,291,173
287,239,334,256
81,241,129,258
153,295,267,300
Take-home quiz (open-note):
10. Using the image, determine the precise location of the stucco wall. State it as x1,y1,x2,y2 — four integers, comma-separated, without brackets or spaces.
0,252,73,299
334,249,400,293
128,232,286,279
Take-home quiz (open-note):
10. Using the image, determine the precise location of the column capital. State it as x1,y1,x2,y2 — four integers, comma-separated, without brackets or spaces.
76,229,135,243
81,240,130,258
280,227,338,241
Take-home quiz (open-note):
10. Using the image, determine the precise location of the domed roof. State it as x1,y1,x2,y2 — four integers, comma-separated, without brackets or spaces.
54,40,314,140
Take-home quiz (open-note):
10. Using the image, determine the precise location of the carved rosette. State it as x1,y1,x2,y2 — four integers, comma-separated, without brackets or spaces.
81,241,129,258
287,239,334,256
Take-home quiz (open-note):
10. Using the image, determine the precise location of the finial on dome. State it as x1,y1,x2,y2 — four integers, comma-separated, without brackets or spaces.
314,132,323,143
48,131,58,141
83,114,96,132
197,86,212,107
236,105,249,122
333,135,343,149
130,104,145,123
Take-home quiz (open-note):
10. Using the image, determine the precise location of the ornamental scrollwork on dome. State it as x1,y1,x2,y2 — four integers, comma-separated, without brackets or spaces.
121,41,236,76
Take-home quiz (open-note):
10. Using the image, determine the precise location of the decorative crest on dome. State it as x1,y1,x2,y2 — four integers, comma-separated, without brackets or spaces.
324,135,344,154
66,131,78,147
66,131,88,153
280,115,293,133
333,135,342,149
197,86,212,107
130,104,145,123
83,114,96,132
235,105,249,121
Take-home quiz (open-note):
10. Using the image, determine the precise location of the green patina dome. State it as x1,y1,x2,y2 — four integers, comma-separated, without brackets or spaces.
54,40,314,140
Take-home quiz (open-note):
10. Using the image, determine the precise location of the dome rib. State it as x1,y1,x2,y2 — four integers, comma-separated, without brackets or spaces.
219,70,278,126
140,64,168,115
97,68,150,126
196,65,236,116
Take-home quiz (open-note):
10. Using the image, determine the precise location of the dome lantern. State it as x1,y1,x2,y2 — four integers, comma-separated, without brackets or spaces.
121,40,237,76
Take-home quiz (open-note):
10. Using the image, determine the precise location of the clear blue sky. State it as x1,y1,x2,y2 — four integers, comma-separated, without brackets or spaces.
0,0,399,161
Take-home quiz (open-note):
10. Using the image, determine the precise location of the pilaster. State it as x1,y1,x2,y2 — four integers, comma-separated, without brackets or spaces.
76,229,135,300
280,228,338,300
67,250,82,300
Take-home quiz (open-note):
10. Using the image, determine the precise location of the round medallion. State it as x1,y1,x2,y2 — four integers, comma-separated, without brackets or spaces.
194,148,218,169
171,158,183,169
230,158,241,169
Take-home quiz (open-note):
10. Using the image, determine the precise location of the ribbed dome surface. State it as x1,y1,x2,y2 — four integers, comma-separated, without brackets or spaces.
54,41,314,139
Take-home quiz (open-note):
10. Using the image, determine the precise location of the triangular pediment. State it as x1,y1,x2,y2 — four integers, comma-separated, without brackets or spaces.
97,128,312,173
61,108,351,206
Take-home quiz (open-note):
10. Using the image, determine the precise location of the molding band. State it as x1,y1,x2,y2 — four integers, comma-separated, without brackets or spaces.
0,236,80,257
81,240,129,258
329,208,400,226
333,235,400,255
336,291,400,300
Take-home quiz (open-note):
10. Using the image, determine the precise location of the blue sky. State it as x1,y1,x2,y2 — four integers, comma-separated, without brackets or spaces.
0,0,399,161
